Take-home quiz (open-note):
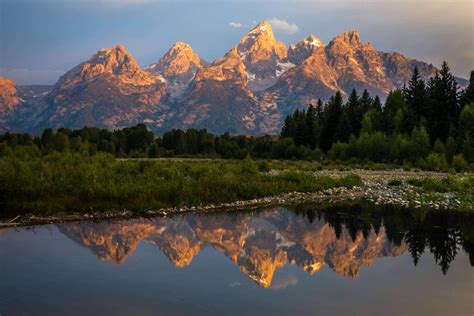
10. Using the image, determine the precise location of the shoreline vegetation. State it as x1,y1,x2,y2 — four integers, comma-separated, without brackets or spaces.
0,154,362,215
0,155,473,228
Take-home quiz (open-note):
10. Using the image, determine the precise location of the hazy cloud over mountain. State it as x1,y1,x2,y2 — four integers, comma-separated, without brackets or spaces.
229,22,243,28
267,18,299,35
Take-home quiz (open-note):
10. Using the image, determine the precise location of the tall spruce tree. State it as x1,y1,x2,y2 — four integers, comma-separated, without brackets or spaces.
427,62,459,142
360,89,373,114
315,99,324,147
281,114,296,138
316,99,324,126
320,91,343,151
346,89,362,136
373,95,382,111
294,109,308,146
335,110,352,142
461,71,474,107
306,104,318,148
404,67,427,134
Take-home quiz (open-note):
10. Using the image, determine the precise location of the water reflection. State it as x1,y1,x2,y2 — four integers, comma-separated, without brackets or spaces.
55,204,473,288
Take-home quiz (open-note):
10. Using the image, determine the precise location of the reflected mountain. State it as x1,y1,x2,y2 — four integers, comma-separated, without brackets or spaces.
58,204,474,288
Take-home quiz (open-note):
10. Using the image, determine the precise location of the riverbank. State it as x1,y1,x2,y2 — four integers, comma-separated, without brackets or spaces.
0,153,362,217
1,167,472,229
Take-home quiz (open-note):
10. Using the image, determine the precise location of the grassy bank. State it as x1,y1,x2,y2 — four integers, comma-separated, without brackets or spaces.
0,153,361,215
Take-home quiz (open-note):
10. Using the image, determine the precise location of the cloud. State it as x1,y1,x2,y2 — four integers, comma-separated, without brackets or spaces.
267,18,299,35
229,22,243,28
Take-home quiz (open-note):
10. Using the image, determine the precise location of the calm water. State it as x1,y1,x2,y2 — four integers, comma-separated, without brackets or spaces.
0,204,473,316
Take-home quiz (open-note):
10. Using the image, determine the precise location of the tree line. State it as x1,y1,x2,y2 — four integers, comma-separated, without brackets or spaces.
282,63,474,170
0,62,473,171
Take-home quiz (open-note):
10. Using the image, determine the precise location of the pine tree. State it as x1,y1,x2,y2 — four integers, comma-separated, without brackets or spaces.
294,109,308,146
360,89,373,114
315,99,324,147
305,104,317,148
461,70,474,106
281,114,296,138
404,67,427,133
346,89,362,136
320,91,343,151
373,95,382,112
336,110,352,142
427,62,459,142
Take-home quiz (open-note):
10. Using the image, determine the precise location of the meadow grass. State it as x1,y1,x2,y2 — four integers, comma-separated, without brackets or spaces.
406,176,474,193
0,153,361,214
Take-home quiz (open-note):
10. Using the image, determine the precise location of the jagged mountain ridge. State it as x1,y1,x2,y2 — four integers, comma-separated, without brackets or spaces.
146,42,208,99
3,21,464,134
15,45,169,132
57,209,407,288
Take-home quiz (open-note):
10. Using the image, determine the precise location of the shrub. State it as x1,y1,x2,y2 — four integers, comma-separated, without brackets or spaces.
239,155,258,174
451,154,468,172
425,153,448,171
406,176,474,193
409,126,431,162
257,160,271,172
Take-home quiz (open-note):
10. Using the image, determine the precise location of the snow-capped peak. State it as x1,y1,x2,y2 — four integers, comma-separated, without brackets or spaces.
248,21,272,34
304,35,323,48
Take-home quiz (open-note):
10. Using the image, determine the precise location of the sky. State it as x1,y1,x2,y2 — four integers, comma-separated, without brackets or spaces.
0,0,472,85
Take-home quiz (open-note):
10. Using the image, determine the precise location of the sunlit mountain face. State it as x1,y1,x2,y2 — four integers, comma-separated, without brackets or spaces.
3,20,468,135
57,204,474,288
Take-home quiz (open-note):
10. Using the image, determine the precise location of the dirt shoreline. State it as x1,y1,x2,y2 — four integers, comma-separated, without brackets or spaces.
1,169,472,229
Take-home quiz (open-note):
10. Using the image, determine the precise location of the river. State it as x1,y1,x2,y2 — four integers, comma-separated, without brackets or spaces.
0,203,473,315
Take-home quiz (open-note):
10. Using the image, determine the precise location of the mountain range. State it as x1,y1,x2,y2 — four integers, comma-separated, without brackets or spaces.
0,21,466,135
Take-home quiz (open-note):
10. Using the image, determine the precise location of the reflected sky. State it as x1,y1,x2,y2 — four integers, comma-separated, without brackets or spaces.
0,205,473,315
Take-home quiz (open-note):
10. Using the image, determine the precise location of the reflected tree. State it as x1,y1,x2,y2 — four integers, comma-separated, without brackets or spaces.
290,202,474,274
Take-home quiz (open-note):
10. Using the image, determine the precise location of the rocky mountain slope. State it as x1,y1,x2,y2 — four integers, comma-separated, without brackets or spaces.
2,21,465,134
10,45,168,133
146,42,208,98
58,209,407,288
0,76,21,117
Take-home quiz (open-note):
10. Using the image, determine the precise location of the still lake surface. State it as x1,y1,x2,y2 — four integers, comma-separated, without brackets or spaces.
0,203,473,316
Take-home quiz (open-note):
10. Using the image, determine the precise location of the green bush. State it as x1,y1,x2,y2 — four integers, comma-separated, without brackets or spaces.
257,160,271,172
451,154,469,172
239,155,258,174
406,176,474,193
425,153,448,171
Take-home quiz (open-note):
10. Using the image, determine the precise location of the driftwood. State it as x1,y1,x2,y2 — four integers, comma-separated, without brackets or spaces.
7,215,20,223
